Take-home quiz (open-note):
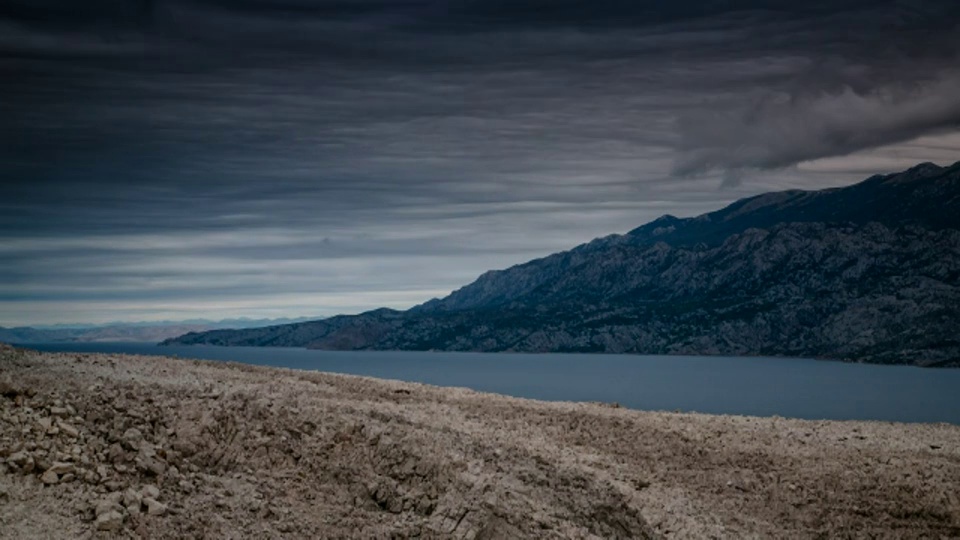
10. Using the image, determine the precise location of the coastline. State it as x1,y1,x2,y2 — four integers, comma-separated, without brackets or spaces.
2,344,959,538
22,339,960,369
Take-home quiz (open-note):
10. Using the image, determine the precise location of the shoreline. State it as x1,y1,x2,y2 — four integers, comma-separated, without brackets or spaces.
25,339,960,369
2,345,959,538
18,342,960,425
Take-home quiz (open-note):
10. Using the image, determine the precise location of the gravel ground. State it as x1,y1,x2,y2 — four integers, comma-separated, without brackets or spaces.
1,343,959,539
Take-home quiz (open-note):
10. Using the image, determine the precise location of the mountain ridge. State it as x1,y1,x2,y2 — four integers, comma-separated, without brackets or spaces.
0,316,322,344
164,161,960,366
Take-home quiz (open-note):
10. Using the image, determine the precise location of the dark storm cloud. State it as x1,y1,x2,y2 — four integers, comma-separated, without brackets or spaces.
2,0,960,324
667,1,960,178
674,72,960,178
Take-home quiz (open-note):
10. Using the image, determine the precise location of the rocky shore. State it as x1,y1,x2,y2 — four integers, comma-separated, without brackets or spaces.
1,343,959,538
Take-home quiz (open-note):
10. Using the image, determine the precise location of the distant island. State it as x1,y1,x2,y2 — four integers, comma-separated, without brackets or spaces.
164,161,960,367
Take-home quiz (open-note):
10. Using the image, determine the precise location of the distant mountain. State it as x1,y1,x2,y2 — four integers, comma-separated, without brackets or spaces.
0,316,321,344
164,161,960,366
0,324,218,344
25,316,320,331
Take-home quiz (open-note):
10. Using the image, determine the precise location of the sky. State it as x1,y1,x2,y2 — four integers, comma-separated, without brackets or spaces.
2,0,960,326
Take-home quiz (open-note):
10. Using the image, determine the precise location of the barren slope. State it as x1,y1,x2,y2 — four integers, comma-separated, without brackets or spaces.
1,344,959,538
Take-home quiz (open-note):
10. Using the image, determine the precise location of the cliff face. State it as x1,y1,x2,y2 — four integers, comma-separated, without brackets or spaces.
165,161,960,366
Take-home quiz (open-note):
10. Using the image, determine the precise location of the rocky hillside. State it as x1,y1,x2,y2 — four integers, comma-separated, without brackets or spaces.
4,345,960,538
165,161,960,366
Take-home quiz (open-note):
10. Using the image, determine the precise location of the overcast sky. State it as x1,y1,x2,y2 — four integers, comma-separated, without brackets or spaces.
2,0,960,325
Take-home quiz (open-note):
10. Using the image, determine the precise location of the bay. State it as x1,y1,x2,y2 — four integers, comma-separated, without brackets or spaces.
19,342,960,424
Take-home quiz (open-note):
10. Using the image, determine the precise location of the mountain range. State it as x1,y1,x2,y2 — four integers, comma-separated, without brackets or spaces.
163,161,960,366
0,317,320,344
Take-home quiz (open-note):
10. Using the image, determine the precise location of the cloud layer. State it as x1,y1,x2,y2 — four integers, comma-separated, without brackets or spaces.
2,0,959,324
675,71,960,178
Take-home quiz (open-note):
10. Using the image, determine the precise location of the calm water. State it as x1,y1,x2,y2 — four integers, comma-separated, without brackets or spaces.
19,342,960,424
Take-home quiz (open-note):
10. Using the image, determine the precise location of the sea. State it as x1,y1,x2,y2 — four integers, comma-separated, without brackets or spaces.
19,342,960,424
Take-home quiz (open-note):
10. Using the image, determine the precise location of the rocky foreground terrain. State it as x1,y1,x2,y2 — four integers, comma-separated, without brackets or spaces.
166,161,960,366
2,344,959,539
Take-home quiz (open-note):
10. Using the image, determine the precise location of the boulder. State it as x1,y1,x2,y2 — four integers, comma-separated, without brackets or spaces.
59,422,80,439
141,485,160,500
95,510,125,532
108,443,127,464
144,497,167,516
7,451,29,467
47,462,75,475
123,487,143,508
40,469,59,484
96,492,124,517
136,457,166,476
121,428,144,451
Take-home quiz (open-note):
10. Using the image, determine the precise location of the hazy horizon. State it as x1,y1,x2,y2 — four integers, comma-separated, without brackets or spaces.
1,314,327,330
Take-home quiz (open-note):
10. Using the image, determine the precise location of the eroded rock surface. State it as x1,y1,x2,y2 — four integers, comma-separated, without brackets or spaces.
2,345,959,538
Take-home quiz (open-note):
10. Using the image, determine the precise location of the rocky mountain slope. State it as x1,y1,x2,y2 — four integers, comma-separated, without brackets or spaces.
3,345,960,538
165,161,960,366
